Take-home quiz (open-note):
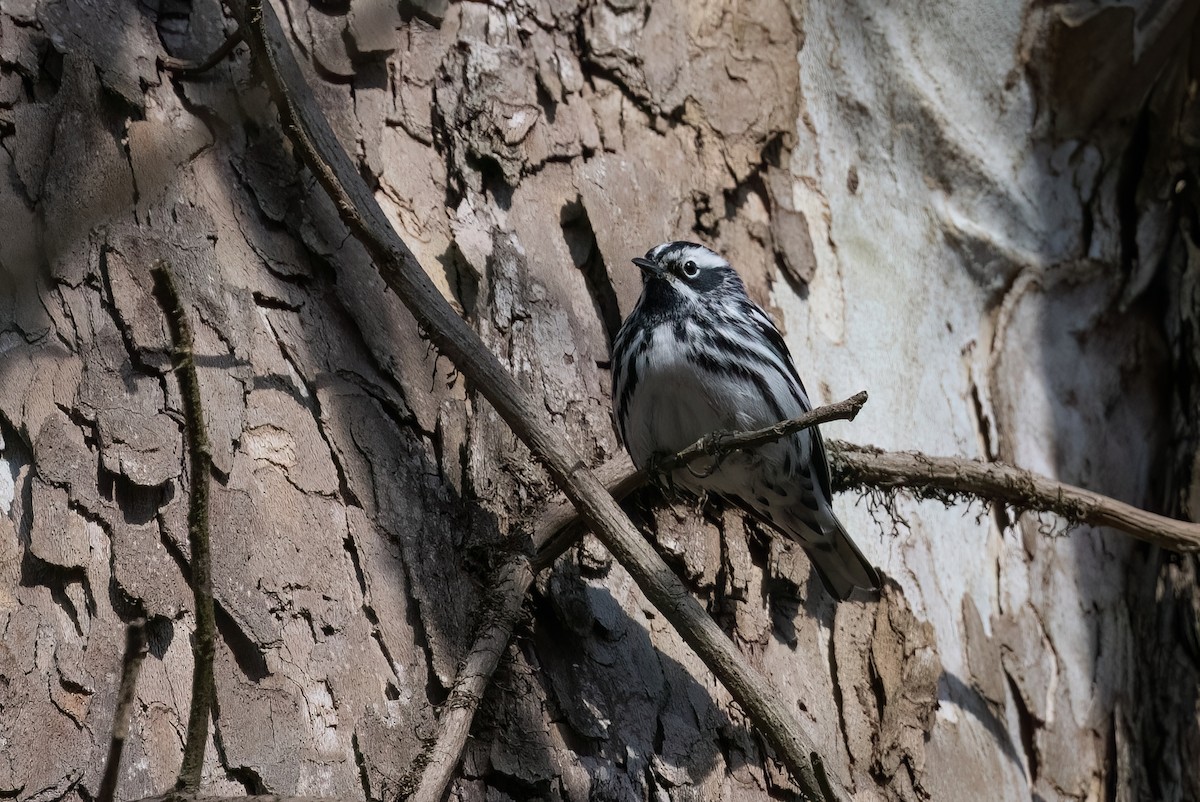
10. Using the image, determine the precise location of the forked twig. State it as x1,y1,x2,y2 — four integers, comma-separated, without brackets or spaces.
415,393,1200,799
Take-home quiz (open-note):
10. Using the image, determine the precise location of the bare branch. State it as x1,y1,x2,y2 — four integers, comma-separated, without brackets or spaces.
224,3,843,794
533,396,867,570
829,441,1200,552
152,262,218,791
98,620,149,802
657,390,868,475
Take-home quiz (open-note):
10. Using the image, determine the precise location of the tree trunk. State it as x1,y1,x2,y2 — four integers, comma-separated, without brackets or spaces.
0,1,1196,800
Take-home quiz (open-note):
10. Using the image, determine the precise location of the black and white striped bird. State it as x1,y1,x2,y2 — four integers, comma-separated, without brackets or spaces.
610,241,879,601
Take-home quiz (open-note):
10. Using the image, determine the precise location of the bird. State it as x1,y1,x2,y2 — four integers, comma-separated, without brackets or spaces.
610,241,879,601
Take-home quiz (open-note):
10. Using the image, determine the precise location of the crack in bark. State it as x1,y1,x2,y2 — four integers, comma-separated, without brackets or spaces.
256,305,361,505
1003,667,1040,785
827,619,853,780
561,197,621,348
349,733,371,802
341,533,404,694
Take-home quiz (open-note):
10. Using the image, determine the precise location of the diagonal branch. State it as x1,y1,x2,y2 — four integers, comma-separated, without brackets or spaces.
227,1,840,797
409,399,860,802
403,554,533,802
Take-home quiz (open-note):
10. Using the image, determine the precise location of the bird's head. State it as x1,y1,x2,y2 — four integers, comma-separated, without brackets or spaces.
632,241,746,307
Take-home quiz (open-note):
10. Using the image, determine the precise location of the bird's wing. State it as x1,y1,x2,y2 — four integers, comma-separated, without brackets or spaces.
804,422,834,507
740,301,836,500
741,302,812,409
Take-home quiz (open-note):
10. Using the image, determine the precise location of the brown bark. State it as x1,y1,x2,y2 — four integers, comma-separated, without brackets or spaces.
1,1,1198,801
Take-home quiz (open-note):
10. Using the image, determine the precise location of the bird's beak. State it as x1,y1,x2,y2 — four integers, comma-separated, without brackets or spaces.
632,256,662,277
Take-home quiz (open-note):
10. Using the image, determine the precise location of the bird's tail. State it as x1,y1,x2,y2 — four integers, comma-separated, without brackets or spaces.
803,513,880,602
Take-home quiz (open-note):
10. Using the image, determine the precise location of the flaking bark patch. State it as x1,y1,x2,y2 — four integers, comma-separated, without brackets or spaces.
3,0,1195,799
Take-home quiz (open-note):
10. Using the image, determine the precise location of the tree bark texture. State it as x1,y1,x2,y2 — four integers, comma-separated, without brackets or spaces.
0,1,1197,801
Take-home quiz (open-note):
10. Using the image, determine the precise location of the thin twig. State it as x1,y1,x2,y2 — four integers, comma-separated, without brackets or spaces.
152,262,218,791
533,396,867,570
160,28,245,76
545,435,1200,567
828,441,1200,552
226,2,840,795
657,390,868,475
98,620,149,802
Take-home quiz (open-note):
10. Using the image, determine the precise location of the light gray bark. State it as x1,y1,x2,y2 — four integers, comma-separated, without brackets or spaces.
0,1,1196,801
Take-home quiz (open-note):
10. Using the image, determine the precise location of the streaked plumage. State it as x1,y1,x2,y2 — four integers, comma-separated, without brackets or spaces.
611,241,879,601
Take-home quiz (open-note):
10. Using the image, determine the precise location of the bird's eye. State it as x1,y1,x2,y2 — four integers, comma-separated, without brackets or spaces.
682,260,699,278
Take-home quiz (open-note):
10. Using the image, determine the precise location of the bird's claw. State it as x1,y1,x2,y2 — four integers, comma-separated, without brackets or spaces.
645,451,678,494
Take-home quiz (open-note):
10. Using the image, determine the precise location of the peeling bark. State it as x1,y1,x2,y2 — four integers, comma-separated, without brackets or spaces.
1,0,1198,801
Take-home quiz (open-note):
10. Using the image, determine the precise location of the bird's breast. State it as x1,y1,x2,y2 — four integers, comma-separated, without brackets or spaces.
623,323,749,466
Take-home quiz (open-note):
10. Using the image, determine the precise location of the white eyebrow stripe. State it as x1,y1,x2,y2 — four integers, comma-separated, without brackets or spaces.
681,247,725,269
647,241,727,270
